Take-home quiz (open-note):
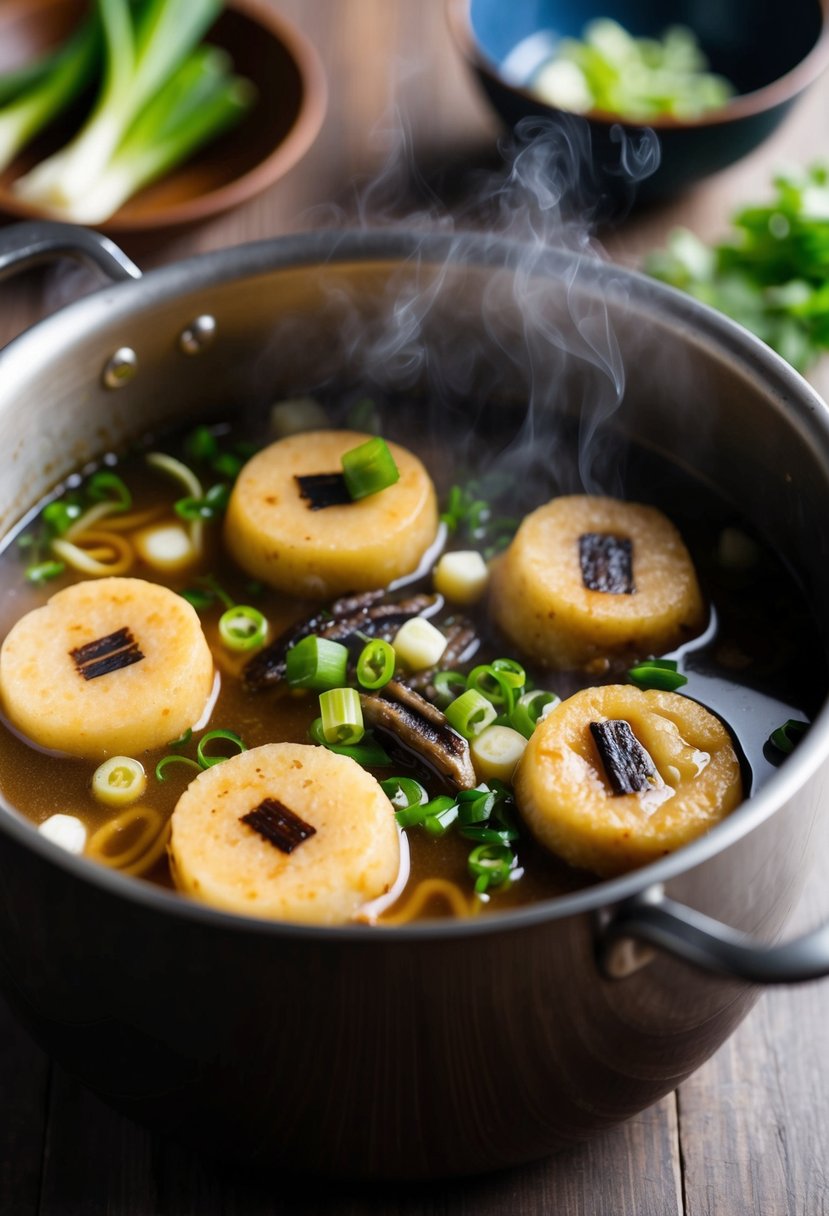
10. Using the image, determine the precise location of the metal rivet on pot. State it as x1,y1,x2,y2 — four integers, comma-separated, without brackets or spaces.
102,348,138,389
178,315,217,355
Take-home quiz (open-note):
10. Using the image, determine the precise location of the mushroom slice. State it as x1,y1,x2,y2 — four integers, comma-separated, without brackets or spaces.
360,679,477,790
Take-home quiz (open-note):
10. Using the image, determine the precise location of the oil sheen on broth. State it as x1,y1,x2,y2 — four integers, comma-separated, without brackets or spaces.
0,397,821,924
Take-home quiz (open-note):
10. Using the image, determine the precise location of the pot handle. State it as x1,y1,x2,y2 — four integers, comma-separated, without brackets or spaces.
0,221,141,285
599,885,829,984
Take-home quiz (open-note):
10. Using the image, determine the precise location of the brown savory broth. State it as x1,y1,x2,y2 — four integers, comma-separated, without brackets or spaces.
0,398,823,921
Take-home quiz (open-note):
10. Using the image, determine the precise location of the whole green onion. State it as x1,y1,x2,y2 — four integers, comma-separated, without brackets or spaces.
218,605,267,653
285,635,349,691
627,659,688,692
341,436,400,500
356,638,396,689
445,688,498,739
319,688,365,746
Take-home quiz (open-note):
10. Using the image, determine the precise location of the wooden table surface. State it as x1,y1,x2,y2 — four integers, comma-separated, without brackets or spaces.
1,3,829,1213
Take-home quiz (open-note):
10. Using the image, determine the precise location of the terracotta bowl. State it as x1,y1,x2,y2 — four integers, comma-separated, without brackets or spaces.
0,0,327,233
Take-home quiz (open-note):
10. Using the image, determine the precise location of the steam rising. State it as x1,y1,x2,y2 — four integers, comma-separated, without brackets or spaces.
297,113,660,503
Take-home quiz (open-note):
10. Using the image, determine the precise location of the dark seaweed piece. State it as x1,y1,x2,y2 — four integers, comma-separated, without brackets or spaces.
406,618,480,699
71,627,144,681
590,719,656,795
579,533,634,594
241,797,317,853
360,680,477,790
295,473,351,510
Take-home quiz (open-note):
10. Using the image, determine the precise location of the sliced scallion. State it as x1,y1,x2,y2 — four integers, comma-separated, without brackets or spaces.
196,729,247,768
356,638,395,689
25,559,65,584
380,776,428,811
285,635,349,691
468,843,517,894
87,470,132,511
444,688,498,739
341,436,400,500
155,754,201,781
308,717,391,766
319,687,364,746
218,605,267,653
510,690,560,739
466,663,519,712
627,659,688,691
768,719,809,755
432,670,468,706
92,755,146,807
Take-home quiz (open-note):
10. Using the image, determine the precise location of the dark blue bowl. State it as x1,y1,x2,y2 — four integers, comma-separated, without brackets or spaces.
448,0,829,202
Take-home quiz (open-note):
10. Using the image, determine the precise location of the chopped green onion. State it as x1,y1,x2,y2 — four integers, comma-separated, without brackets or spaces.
319,688,365,746
180,587,214,611
87,471,131,511
432,670,468,706
445,688,498,739
627,659,688,691
211,451,245,480
490,658,526,689
466,663,519,711
457,789,496,825
393,794,456,830
180,574,234,612
196,729,247,768
42,500,83,536
308,717,391,765
468,843,517,894
175,482,230,521
285,635,349,691
218,605,267,653
510,690,560,739
423,801,459,836
92,755,146,807
356,639,396,689
167,727,192,748
768,719,809,755
341,436,400,500
460,825,520,845
380,777,428,811
155,754,202,781
184,426,219,463
25,559,65,584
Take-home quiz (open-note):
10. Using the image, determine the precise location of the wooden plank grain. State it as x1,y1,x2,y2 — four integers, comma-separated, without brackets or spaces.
676,818,829,1216
0,996,50,1216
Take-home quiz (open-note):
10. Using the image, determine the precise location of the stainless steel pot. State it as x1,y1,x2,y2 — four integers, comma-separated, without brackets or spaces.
0,222,828,1180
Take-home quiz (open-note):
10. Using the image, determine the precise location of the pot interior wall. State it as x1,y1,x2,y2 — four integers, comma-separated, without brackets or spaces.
2,249,828,645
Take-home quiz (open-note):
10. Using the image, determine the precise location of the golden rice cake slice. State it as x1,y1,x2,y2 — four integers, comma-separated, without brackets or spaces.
0,577,214,760
514,684,742,877
490,495,705,670
169,742,400,924
224,430,438,598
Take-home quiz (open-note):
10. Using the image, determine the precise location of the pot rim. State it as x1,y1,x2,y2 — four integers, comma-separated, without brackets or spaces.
1,227,828,942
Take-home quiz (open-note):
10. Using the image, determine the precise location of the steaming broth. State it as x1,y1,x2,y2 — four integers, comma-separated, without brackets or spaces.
0,402,822,921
